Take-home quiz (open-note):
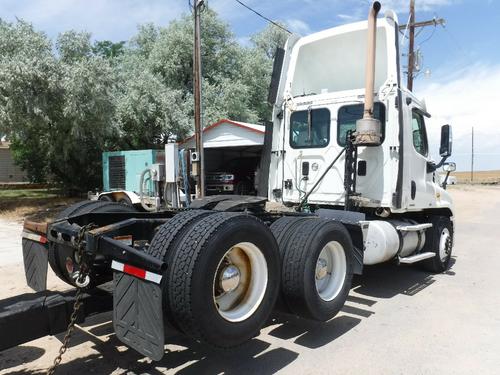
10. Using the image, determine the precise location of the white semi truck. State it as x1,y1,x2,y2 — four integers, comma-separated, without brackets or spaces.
5,1,455,366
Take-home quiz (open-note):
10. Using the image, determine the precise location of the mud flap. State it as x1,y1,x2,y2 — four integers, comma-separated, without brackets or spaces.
22,238,48,292
113,272,165,361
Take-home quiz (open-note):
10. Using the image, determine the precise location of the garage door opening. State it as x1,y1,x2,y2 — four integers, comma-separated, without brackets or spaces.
179,119,266,197
205,145,262,195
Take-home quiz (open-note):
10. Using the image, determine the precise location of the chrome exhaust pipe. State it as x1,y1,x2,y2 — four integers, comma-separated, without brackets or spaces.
355,1,382,146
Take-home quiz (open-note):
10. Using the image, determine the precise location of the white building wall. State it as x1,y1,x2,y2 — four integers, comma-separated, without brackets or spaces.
0,147,27,182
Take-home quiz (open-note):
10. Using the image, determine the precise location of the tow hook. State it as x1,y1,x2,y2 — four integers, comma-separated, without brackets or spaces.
72,271,90,288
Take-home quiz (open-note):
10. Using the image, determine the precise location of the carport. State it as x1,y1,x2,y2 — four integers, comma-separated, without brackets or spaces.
179,119,265,195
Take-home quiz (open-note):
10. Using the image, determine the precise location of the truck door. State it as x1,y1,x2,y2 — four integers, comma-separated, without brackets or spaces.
282,105,345,205
407,106,435,208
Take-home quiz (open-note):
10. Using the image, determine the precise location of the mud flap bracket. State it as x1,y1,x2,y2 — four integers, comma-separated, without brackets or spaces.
113,272,165,361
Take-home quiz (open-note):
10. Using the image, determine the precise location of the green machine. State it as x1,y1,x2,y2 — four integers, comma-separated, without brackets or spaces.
102,149,165,192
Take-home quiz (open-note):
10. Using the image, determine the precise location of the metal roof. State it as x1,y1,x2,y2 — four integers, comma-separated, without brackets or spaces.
179,119,265,149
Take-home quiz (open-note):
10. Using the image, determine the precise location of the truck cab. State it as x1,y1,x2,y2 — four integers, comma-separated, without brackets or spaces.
267,10,453,216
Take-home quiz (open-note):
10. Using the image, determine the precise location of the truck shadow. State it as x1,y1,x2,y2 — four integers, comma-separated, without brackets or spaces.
4,258,456,375
265,257,457,349
6,334,299,375
0,346,44,372
353,257,456,298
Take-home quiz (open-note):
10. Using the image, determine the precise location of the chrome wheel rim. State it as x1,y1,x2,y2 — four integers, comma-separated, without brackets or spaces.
439,228,451,262
213,242,268,322
315,241,347,301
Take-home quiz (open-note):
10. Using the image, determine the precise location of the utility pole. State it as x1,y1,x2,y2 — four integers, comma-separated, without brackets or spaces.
471,126,474,183
399,18,446,30
193,0,205,198
402,1,445,91
407,0,416,91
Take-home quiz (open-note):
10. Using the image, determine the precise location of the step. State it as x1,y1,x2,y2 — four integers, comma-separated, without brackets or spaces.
399,252,435,264
396,223,432,232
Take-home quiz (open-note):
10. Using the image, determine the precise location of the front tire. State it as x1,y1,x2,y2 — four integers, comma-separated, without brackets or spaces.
421,216,454,273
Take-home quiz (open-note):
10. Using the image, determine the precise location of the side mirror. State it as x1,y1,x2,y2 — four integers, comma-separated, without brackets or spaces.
440,124,452,157
443,162,456,172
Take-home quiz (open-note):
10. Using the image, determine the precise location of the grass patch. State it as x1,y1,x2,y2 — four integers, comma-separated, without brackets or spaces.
0,188,81,222
0,188,59,199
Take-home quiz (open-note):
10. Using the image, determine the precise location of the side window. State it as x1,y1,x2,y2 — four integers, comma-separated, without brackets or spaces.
337,102,386,146
411,110,428,156
290,108,330,148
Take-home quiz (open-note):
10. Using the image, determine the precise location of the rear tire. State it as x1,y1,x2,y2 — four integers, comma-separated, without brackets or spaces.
146,209,215,328
280,219,354,321
270,216,314,259
117,195,133,207
270,215,314,311
167,213,280,347
421,216,454,273
98,195,114,202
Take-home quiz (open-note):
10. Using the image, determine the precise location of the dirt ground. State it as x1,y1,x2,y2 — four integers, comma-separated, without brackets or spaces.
0,185,499,374
452,170,500,184
0,191,79,223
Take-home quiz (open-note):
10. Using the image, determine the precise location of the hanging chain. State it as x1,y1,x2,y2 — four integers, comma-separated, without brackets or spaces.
47,223,96,375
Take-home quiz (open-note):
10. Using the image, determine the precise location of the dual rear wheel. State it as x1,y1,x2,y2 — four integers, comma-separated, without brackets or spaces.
271,217,354,321
147,211,355,349
147,211,280,348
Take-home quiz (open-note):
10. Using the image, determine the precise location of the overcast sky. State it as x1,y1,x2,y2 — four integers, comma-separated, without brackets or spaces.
1,0,499,171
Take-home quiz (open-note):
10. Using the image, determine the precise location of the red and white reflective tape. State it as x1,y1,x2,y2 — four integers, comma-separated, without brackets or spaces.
111,260,162,284
22,231,48,244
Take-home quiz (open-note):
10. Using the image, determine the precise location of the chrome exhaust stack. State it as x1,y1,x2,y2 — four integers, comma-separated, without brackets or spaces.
355,1,382,146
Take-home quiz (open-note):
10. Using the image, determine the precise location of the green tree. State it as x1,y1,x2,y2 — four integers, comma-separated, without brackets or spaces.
0,19,60,182
146,9,264,126
93,40,126,59
251,23,289,59
0,9,289,193
113,53,191,149
56,30,92,63
129,23,159,58
0,23,118,191
51,55,117,192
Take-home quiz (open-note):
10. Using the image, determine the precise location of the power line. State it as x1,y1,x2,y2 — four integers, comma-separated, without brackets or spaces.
417,25,437,47
442,26,466,54
233,0,292,34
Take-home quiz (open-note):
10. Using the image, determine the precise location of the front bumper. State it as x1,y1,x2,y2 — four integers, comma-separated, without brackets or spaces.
206,184,234,193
